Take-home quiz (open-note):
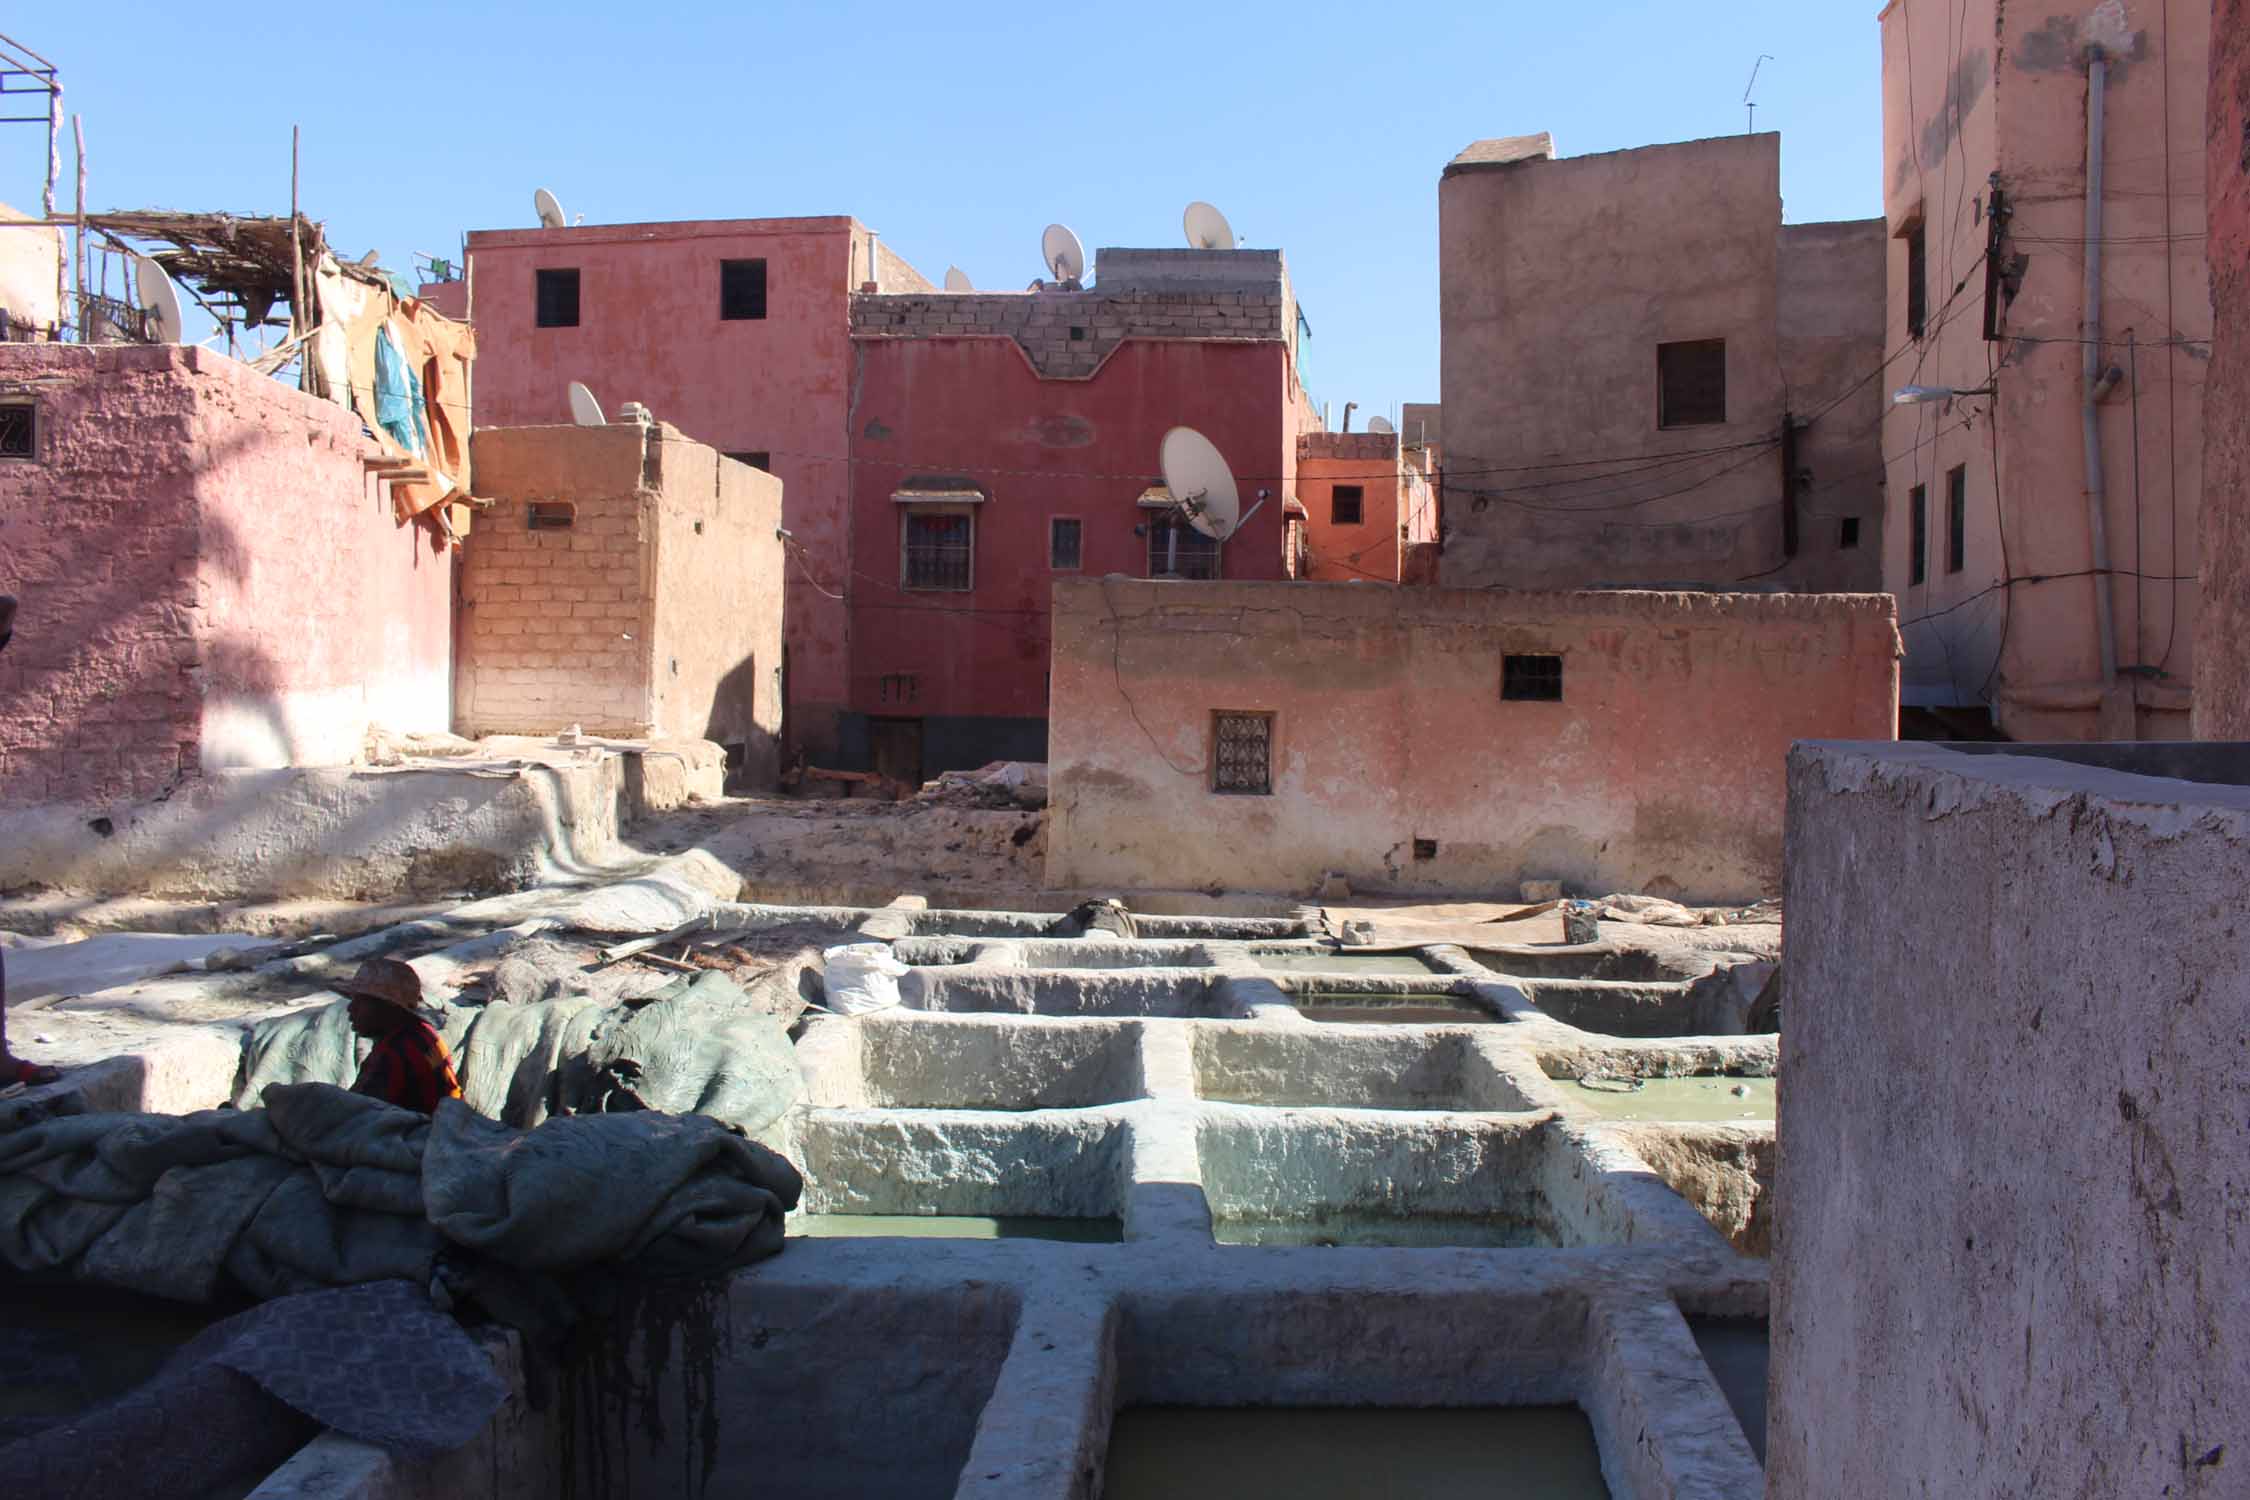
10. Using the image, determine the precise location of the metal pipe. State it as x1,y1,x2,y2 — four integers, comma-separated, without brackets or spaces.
2080,46,2118,687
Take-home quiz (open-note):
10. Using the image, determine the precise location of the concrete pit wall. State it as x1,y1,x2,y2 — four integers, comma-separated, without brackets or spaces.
2198,0,2250,738
1046,580,1900,902
1769,742,2250,1497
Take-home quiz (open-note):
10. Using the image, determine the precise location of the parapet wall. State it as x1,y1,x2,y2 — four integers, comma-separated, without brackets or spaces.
1047,581,1899,901
1772,742,2250,1497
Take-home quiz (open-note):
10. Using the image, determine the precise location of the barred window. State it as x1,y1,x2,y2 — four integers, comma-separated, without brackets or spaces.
1147,514,1220,580
535,269,580,328
1502,654,1563,702
1331,485,1364,525
0,403,33,459
1212,711,1273,796
902,512,973,590
721,259,768,321
1050,516,1082,570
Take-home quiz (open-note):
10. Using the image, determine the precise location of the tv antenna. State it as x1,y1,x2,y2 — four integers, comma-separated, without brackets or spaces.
566,381,605,426
1040,223,1086,289
1743,54,1774,134
1160,426,1269,545
534,187,567,230
944,265,973,292
134,254,184,344
1183,201,1236,251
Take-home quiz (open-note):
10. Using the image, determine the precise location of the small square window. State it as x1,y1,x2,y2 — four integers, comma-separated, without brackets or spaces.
727,451,772,472
0,403,33,459
1946,465,1967,574
535,268,580,328
1050,517,1083,571
903,511,973,591
1412,837,1438,861
1212,711,1273,795
1331,485,1364,525
1657,339,1727,427
526,502,574,530
1502,654,1563,702
1839,516,1861,550
721,259,768,321
1909,484,1928,586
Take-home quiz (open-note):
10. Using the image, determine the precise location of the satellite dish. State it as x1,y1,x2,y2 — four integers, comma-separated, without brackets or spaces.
1159,427,1240,541
1183,201,1237,251
566,381,605,426
944,266,973,292
134,255,183,344
1367,415,1396,435
1041,223,1086,285
534,187,567,230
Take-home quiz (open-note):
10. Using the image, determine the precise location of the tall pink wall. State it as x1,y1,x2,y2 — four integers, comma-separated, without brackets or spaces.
844,337,1295,741
465,218,866,754
1880,0,2209,738
1048,580,1900,902
0,345,450,806
2197,0,2250,738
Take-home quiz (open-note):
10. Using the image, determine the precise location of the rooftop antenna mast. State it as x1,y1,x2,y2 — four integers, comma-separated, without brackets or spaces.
1743,53,1774,135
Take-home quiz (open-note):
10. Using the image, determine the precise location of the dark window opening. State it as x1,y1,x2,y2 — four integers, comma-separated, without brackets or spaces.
1331,484,1365,526
1946,464,1967,574
727,451,772,472
1212,711,1273,796
1412,837,1438,861
1909,484,1928,586
1906,222,1929,338
1839,516,1861,550
1050,517,1082,570
1502,654,1564,702
526,502,575,530
1147,514,1221,580
903,512,973,591
1068,325,1086,341
535,268,580,328
721,259,768,321
1657,339,1727,427
0,403,33,459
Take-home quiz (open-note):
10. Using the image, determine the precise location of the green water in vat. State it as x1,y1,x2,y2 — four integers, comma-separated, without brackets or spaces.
1568,1075,1775,1123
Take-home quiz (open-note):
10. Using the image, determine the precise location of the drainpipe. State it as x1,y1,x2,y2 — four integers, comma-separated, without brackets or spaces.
2080,45,2119,693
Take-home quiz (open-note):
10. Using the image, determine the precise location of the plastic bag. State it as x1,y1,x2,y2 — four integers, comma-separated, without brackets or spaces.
821,943,910,1015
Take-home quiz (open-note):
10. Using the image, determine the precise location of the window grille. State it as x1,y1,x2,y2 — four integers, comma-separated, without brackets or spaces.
1050,517,1082,570
1212,712,1273,795
721,259,768,321
903,512,973,590
1945,465,1967,574
1331,485,1364,525
535,269,580,328
1147,515,1220,579
0,403,32,459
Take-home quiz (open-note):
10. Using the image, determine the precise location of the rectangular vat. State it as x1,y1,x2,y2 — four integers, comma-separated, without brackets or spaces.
805,1016,1144,1109
1253,948,1441,975
1193,1025,1529,1111
1562,1074,1774,1122
1297,993,1502,1026
793,1111,1129,1221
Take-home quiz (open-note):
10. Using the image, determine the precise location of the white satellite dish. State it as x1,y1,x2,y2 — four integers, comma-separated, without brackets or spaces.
1159,427,1241,541
566,381,605,426
944,266,973,292
1041,223,1086,285
1183,201,1237,251
1367,415,1396,435
534,187,567,230
134,254,183,344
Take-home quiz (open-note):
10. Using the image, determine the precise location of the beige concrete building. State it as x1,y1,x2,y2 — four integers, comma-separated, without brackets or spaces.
1880,0,2209,740
1437,132,1886,595
457,420,785,787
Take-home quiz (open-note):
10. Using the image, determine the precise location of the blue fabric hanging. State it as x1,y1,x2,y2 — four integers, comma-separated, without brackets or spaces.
372,326,428,456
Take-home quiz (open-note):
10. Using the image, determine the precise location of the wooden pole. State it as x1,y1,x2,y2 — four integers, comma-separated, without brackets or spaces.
70,114,85,342
289,125,306,386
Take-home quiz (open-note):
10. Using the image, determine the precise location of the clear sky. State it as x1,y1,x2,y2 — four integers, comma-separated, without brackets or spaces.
14,1,1881,416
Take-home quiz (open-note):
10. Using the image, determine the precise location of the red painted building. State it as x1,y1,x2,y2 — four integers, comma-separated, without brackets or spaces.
840,248,1320,779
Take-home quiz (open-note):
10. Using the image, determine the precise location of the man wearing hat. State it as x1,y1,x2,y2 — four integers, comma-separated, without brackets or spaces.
341,957,462,1113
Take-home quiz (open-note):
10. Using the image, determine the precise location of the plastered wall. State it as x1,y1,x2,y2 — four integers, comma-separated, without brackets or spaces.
1046,580,1899,902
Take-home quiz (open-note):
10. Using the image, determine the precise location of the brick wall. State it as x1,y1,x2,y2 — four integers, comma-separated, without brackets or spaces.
459,426,655,736
850,288,1287,379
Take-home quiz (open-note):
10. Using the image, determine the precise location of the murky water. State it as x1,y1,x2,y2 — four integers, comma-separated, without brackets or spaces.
1689,1317,1769,1463
1256,951,1441,975
1298,994,1499,1025
1213,1214,1559,1249
1566,1074,1775,1122
1104,1405,1612,1498
790,1213,1124,1243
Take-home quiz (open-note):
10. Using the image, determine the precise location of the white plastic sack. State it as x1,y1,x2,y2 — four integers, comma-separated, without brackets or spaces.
822,943,910,1015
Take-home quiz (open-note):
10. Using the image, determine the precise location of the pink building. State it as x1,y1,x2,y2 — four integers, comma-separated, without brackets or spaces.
0,343,452,802
1291,430,1438,583
1879,0,2210,740
458,216,927,760
2197,0,2249,738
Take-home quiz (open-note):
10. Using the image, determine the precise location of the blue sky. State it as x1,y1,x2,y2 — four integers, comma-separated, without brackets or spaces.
15,1,1880,415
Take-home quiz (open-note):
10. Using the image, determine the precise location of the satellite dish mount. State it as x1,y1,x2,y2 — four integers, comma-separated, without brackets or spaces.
1040,224,1086,290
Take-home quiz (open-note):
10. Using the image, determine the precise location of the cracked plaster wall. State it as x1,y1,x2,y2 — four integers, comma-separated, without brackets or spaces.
1770,741,2249,1498
1046,580,1898,902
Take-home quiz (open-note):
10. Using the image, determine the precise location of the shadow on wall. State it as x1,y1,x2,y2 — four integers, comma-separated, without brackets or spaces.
706,652,778,792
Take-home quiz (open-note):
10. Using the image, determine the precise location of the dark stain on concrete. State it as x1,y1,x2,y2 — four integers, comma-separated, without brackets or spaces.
1021,413,1096,448
2013,15,2150,82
